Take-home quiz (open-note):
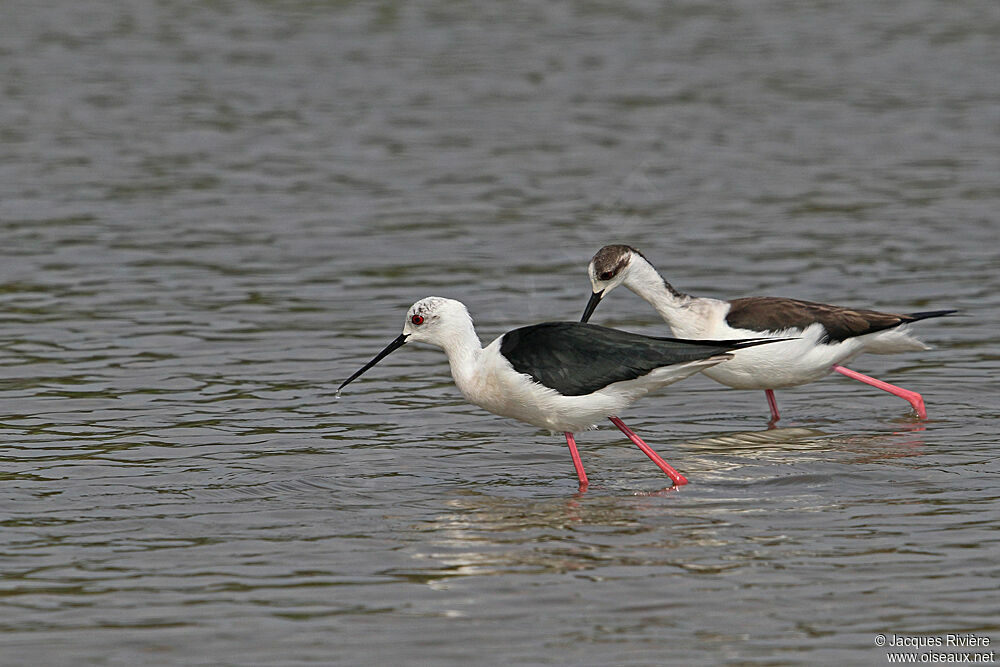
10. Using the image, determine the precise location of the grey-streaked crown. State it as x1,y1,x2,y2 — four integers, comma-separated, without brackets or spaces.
590,244,640,280
590,245,686,299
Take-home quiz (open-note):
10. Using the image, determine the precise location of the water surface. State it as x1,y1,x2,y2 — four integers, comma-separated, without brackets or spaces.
2,1,998,664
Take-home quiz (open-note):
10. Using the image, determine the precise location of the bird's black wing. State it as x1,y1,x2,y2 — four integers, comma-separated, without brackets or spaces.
498,322,758,396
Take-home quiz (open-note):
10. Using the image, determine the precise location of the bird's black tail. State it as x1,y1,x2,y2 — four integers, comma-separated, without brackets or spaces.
652,336,795,351
905,309,959,322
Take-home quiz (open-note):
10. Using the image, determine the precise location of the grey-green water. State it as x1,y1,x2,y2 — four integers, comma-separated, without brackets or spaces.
2,2,998,664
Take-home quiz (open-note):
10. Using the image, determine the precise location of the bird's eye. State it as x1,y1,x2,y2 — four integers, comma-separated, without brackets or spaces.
599,271,614,281
410,314,424,325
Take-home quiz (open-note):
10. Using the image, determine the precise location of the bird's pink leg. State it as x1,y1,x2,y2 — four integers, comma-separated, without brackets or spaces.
832,364,927,419
765,389,780,423
608,416,688,486
564,432,588,491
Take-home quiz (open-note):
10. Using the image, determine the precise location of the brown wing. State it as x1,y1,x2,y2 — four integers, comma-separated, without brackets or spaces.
725,297,911,343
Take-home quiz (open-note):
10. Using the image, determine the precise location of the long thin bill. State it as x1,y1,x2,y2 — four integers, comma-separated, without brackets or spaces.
580,289,605,323
338,333,408,391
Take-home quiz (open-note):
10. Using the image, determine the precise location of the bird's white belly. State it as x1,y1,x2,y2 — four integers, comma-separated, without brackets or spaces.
702,343,840,389
454,356,622,434
466,378,623,434
696,325,867,390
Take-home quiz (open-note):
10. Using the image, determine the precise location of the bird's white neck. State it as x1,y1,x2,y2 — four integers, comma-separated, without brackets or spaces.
436,318,485,388
623,258,692,327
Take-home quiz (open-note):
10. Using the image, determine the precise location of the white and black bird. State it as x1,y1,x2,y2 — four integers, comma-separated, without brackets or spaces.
582,244,956,423
338,297,780,489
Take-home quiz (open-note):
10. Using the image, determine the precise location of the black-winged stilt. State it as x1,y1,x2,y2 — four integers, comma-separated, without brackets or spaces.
338,296,781,490
581,244,956,423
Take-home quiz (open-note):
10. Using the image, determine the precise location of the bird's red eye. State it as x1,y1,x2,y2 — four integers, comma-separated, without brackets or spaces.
410,314,424,325
599,271,613,281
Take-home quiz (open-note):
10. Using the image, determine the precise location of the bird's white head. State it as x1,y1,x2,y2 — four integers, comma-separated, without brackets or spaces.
581,244,643,322
338,297,476,393
401,296,473,346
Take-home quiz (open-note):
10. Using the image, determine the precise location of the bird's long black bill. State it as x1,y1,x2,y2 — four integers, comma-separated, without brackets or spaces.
338,333,408,391
580,289,605,323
